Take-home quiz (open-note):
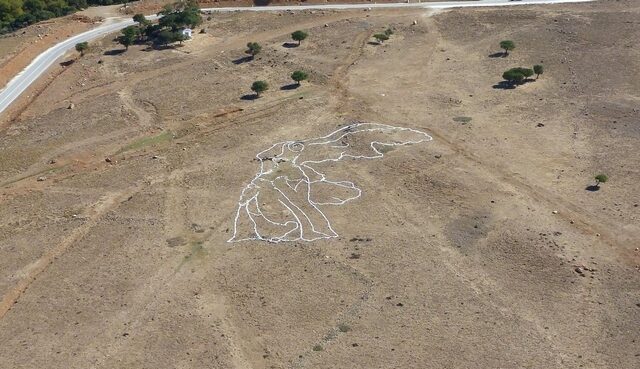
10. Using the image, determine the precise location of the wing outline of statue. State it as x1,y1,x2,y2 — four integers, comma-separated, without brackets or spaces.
228,123,432,243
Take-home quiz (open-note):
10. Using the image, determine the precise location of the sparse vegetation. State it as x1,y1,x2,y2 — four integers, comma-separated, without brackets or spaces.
153,29,186,47
453,116,472,124
374,33,389,44
384,28,394,36
338,323,351,333
291,70,308,85
117,26,139,50
502,67,534,86
533,64,544,79
246,42,262,59
75,42,88,57
499,40,515,56
312,344,323,351
291,30,308,45
251,80,269,97
595,174,608,187
113,1,201,50
0,0,133,34
133,13,148,27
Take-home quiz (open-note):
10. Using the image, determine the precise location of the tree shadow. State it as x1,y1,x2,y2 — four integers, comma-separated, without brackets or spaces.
59,59,75,67
489,52,507,58
367,41,381,46
232,56,253,65
280,83,300,91
282,42,299,48
492,81,516,90
150,44,181,51
104,49,126,56
585,185,600,192
241,94,259,101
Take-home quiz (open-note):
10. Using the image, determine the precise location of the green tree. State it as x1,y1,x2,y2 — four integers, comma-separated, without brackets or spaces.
502,67,534,85
133,13,145,24
251,80,269,97
594,174,608,187
75,41,88,56
502,69,523,85
158,1,201,30
117,25,138,50
499,40,515,56
518,67,534,80
154,29,177,47
174,31,187,45
291,70,308,85
291,30,308,45
245,42,262,59
533,64,544,79
132,13,149,33
373,33,389,44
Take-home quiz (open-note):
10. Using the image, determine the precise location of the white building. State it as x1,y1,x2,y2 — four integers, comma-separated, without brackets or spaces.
182,28,193,39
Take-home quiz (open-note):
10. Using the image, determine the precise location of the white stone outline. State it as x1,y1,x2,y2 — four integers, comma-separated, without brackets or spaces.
228,123,433,243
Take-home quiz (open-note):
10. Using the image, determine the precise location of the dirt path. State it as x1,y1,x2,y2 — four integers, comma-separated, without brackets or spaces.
0,185,142,319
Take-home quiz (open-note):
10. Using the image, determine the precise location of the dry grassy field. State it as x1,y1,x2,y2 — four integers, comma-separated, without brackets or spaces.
0,1,639,368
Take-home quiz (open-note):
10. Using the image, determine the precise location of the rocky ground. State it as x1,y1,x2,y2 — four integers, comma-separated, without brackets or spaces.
0,1,638,368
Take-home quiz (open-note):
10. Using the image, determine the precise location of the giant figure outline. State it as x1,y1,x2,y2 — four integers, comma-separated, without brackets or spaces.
228,123,432,243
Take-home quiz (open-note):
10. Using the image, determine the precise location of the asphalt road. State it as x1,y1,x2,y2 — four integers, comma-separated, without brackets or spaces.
0,0,592,116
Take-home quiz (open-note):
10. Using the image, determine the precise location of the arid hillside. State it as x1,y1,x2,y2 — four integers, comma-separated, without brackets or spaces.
0,1,638,368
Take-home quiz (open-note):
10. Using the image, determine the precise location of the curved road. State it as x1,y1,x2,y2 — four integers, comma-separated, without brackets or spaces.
0,0,592,116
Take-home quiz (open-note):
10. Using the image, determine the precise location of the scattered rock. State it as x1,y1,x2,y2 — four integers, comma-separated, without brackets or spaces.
48,159,56,164
537,123,545,127
67,103,75,109
37,176,46,182
412,20,418,25
552,210,558,214
152,155,159,159
105,157,112,163
434,154,442,159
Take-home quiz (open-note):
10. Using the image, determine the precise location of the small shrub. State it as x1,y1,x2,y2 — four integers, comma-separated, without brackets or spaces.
499,40,515,56
595,174,608,185
246,42,262,59
292,30,308,45
251,80,269,96
75,42,89,56
533,64,544,79
453,116,472,124
373,33,389,43
291,70,308,85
